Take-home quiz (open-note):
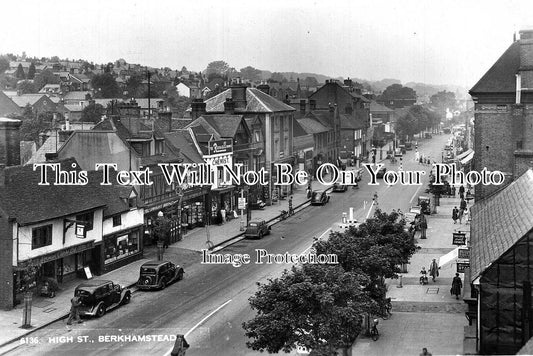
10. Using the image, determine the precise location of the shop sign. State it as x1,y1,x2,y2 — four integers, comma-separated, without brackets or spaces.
17,240,95,269
457,262,470,273
76,223,86,238
211,155,231,166
458,248,470,259
452,232,466,245
238,198,246,209
208,139,233,155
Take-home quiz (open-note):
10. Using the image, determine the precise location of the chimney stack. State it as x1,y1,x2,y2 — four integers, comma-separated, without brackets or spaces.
519,29,533,91
191,99,206,120
224,98,236,115
344,78,353,87
231,78,248,109
257,81,270,95
45,152,58,161
0,117,22,167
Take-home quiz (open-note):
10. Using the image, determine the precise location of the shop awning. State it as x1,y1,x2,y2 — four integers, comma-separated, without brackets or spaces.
460,151,474,165
439,247,459,268
456,148,473,161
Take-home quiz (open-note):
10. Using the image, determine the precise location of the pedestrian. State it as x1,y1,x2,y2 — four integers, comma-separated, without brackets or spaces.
373,191,379,206
306,186,312,198
459,185,465,200
220,207,226,223
464,207,470,224
429,258,439,282
420,347,433,356
452,206,459,224
67,293,82,325
451,273,463,300
460,198,467,212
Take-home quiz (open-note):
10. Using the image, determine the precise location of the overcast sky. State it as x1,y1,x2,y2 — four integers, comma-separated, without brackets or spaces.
1,0,532,89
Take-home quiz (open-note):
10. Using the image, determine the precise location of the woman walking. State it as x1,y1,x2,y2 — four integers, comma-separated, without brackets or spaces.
429,259,439,282
451,273,463,300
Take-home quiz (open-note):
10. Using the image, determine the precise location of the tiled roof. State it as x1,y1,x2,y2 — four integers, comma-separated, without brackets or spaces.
193,115,245,138
63,91,91,100
370,101,394,112
26,136,64,165
0,158,107,225
204,88,295,113
296,117,329,134
470,169,533,280
340,113,366,130
164,130,204,164
10,94,49,107
470,41,520,94
0,91,21,116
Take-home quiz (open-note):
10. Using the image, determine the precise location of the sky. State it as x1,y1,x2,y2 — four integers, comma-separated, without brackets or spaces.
1,0,533,89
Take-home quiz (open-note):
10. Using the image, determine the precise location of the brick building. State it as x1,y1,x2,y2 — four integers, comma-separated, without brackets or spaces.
469,30,533,200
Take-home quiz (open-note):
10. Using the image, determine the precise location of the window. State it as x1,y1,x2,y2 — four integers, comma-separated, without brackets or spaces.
254,130,261,143
155,140,164,154
32,225,52,249
113,215,122,227
76,212,94,232
128,197,136,208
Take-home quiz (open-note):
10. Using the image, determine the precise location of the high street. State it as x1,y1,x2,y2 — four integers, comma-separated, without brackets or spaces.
3,135,454,356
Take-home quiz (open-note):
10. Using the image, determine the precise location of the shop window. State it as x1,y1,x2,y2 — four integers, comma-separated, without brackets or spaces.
113,215,122,227
32,224,52,249
76,212,94,231
104,231,140,264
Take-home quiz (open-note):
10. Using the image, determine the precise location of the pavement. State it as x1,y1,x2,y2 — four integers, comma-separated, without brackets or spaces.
350,193,472,356
0,178,331,352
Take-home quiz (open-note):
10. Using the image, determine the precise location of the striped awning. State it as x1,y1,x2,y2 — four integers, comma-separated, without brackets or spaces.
460,151,475,165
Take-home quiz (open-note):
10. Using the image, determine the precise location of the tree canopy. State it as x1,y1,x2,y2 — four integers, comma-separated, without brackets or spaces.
33,69,60,91
379,84,416,101
11,105,52,143
92,73,121,98
239,66,262,82
27,62,36,80
205,60,230,81
15,63,25,79
430,90,457,112
16,80,37,94
81,103,105,123
243,264,374,355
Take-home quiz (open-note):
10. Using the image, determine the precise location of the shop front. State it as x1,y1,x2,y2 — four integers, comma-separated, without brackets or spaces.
102,225,143,273
14,240,97,300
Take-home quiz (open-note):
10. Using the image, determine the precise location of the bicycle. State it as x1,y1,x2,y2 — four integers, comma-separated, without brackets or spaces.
370,319,379,341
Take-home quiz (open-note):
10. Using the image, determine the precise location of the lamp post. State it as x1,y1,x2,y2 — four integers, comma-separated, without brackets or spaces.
155,211,165,261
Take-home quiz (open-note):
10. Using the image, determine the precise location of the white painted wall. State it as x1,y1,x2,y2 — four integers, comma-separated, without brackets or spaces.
102,208,144,236
176,83,191,98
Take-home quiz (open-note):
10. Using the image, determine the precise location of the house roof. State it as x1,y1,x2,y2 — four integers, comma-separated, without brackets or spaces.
188,115,245,139
0,91,22,116
10,94,53,108
470,169,533,280
164,130,204,164
0,158,107,225
370,101,394,112
26,136,64,165
470,41,520,94
204,87,296,113
134,98,165,109
296,117,329,134
63,91,91,100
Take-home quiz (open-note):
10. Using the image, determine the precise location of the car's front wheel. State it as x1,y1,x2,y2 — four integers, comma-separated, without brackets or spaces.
160,279,167,290
177,269,184,281
96,304,106,318
122,292,131,305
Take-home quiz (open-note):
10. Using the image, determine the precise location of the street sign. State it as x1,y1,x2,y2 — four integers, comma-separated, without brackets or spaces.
458,248,470,259
238,198,246,210
457,262,470,273
452,232,466,245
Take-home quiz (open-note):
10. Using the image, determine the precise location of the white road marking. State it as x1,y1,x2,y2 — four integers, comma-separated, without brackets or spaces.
365,201,375,219
163,299,232,356
409,184,423,204
299,228,331,255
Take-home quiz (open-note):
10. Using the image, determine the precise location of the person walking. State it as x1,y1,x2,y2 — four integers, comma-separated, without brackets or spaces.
459,185,465,200
452,206,459,224
451,273,463,300
67,293,82,325
429,259,439,282
420,347,433,356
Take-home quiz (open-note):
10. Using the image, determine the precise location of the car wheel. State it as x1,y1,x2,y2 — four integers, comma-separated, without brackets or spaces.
259,232,263,240
122,292,131,305
160,279,167,290
177,269,184,281
96,304,106,318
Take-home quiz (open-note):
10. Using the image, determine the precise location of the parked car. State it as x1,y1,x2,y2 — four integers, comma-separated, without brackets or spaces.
418,196,431,214
137,260,184,290
332,182,348,192
244,220,271,239
75,280,131,318
376,166,387,178
310,190,330,205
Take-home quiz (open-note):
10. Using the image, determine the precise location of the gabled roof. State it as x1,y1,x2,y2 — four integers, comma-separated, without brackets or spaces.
296,116,329,134
470,41,520,94
0,91,22,116
470,169,533,280
26,136,64,165
164,130,204,164
204,87,295,113
188,115,246,139
10,94,54,108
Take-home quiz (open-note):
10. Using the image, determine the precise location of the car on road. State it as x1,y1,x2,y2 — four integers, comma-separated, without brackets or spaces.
332,182,348,192
376,166,387,178
244,220,271,239
75,280,131,318
137,260,184,290
310,190,330,205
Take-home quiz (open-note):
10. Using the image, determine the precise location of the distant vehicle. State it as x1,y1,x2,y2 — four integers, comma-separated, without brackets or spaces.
376,166,387,178
137,260,184,290
424,133,433,139
245,220,271,239
409,206,422,216
394,148,403,157
310,190,330,205
75,280,131,318
443,128,451,134
398,145,407,154
332,182,348,192
404,142,413,150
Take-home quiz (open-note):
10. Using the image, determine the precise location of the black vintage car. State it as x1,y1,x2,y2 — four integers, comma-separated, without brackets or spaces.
310,190,330,205
75,280,131,318
137,260,184,290
332,182,348,192
244,220,271,239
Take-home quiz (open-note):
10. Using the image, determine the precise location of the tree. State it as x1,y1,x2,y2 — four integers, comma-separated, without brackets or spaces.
81,103,105,123
430,90,456,112
16,80,37,94
243,264,374,355
15,63,25,79
378,84,416,101
27,62,36,80
303,76,319,87
33,69,60,91
12,105,51,143
0,55,9,74
239,66,262,82
205,60,230,80
92,73,121,98
125,74,144,98
269,72,285,83
395,111,418,140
